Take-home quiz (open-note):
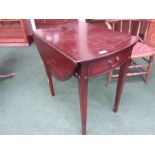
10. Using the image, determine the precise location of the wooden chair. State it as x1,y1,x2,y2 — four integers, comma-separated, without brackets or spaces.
0,62,15,78
0,73,15,78
105,20,155,84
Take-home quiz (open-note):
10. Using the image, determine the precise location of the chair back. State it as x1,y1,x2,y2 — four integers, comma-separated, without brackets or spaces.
105,20,150,43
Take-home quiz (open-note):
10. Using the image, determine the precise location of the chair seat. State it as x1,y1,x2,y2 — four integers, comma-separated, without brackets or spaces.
132,42,155,58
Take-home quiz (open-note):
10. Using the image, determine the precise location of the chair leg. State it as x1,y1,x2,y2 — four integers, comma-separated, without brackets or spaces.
107,70,113,85
0,73,15,78
145,55,154,84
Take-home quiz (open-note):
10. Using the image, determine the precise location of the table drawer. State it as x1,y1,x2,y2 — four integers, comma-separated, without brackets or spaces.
88,50,131,78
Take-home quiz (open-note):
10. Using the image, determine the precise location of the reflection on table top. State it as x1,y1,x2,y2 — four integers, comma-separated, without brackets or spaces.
33,21,138,63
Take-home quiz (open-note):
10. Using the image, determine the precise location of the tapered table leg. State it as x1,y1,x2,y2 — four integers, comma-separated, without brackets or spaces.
113,59,130,112
44,66,55,96
47,73,55,96
78,77,88,135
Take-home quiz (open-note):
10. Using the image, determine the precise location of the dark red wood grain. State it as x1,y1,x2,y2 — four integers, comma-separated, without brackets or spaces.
33,21,139,134
33,34,77,81
33,21,138,63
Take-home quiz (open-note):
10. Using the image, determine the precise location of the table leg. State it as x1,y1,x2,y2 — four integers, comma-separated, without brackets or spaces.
44,66,55,96
113,59,130,112
78,76,88,135
47,73,55,96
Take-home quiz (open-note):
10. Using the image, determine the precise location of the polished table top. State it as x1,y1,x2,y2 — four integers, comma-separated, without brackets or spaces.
33,21,138,63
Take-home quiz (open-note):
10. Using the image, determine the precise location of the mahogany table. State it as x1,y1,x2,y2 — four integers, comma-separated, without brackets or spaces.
33,21,139,134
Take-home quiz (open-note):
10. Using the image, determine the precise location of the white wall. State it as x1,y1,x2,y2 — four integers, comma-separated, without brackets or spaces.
24,19,33,35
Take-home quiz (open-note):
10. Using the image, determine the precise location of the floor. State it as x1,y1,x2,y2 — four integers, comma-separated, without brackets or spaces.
0,43,155,135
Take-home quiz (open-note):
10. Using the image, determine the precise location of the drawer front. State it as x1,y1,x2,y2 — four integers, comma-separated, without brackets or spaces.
88,50,131,78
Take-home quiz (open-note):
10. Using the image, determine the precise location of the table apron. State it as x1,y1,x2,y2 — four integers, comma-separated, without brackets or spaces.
87,51,131,79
